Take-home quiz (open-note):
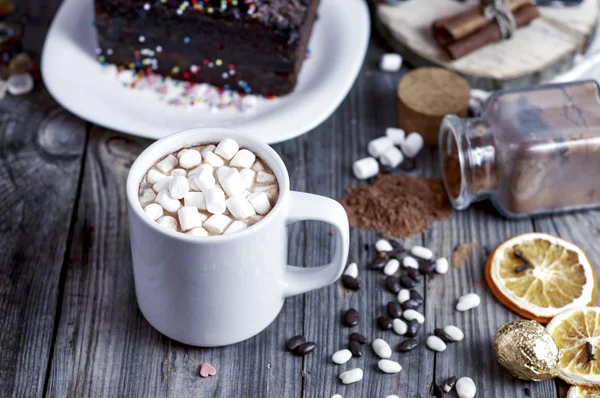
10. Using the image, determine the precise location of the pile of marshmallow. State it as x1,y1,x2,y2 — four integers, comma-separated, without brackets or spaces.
352,128,424,180
139,138,278,236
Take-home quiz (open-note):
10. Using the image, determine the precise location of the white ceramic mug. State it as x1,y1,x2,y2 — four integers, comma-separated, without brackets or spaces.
126,128,350,347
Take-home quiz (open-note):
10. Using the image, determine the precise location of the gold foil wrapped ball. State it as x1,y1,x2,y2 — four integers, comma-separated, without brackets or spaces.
493,320,560,381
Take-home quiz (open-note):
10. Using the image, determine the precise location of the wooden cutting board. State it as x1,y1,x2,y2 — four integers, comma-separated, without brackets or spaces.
376,0,599,90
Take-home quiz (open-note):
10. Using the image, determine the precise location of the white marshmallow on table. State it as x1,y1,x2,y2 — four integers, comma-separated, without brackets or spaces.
224,220,248,234
397,289,410,303
368,136,394,158
170,168,187,177
226,195,256,220
203,214,232,234
372,339,392,359
147,168,168,184
255,170,276,185
380,146,404,168
177,149,202,169
144,203,163,221
247,191,271,215
386,127,406,145
403,309,425,324
214,138,239,160
344,262,358,279
177,206,205,231
168,175,189,199
352,157,379,180
156,154,178,174
331,349,352,365
331,395,342,398
153,176,173,192
189,164,215,192
383,259,400,276
187,227,209,237
411,246,433,260
427,335,447,352
376,239,393,252
402,256,419,269
401,132,424,158
155,189,182,213
444,325,464,341
393,318,407,335
456,377,476,398
200,144,216,157
239,168,257,190
218,167,246,197
184,192,206,210
435,257,449,274
204,151,225,168
205,187,227,215
386,396,400,398
378,359,402,374
229,149,256,169
380,53,403,72
456,293,481,311
339,368,363,385
156,215,178,230
139,189,156,206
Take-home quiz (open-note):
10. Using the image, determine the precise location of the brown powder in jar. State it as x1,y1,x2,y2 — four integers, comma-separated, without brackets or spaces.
340,174,451,239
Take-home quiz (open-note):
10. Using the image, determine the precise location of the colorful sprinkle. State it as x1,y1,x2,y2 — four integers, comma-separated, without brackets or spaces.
138,35,145,43
183,36,191,44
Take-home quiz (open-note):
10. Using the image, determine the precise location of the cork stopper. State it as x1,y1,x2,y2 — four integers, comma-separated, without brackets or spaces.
397,68,471,146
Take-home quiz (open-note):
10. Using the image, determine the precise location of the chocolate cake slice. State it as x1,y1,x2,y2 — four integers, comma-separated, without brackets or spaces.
94,0,319,96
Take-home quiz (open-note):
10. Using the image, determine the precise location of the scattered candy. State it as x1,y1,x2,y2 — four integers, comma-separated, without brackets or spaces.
378,316,394,331
385,275,401,294
435,257,449,274
456,377,476,398
369,256,387,271
393,318,408,336
286,335,306,351
397,289,410,303
383,258,400,276
295,342,317,356
444,325,464,341
405,319,420,337
352,157,379,180
380,146,404,169
402,256,419,269
397,338,419,353
349,340,363,357
341,275,360,291
403,309,425,324
434,328,455,344
372,338,392,359
342,308,359,327
343,262,359,279
401,132,424,158
349,332,367,344
399,275,417,289
410,245,433,260
332,349,352,365
443,376,457,392
387,301,403,319
331,395,342,398
368,136,394,158
456,293,481,312
386,127,405,145
378,359,402,374
376,239,394,252
427,335,447,352
380,53,403,72
339,368,364,385
199,362,217,377
7,72,34,96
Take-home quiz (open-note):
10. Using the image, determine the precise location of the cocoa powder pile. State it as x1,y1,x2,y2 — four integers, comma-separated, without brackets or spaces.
340,174,451,238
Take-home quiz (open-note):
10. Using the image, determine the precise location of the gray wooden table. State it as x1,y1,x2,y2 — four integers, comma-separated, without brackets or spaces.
2,2,597,397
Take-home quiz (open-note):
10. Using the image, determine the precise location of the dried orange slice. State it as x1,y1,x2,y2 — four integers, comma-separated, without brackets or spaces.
568,385,600,397
547,308,600,386
485,233,597,324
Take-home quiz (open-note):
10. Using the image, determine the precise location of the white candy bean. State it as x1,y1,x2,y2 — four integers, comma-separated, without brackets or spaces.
410,245,433,260
380,53,402,72
372,339,392,359
383,259,400,276
156,154,178,173
187,227,208,236
332,349,352,365
331,395,342,398
177,206,204,231
456,293,481,312
147,168,168,184
144,203,163,221
444,325,464,341
156,215,178,230
203,214,232,234
168,175,189,199
226,195,256,220
380,146,404,168
392,318,407,335
378,359,402,374
397,289,410,303
456,377,476,398
386,127,405,145
435,257,449,274
401,132,424,158
368,136,394,158
155,189,182,213
427,335,447,352
247,191,271,215
339,368,363,385
224,220,248,234
177,149,202,169
402,256,419,269
205,187,227,215
229,149,256,169
184,192,206,210
344,262,359,279
189,164,215,192
376,239,393,252
352,157,379,180
214,138,239,160
403,309,424,324
386,396,400,398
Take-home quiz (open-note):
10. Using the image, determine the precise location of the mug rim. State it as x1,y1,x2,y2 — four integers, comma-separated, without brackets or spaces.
126,127,290,243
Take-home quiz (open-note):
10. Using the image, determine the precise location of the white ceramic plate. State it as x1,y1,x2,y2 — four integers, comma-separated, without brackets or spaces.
41,0,370,144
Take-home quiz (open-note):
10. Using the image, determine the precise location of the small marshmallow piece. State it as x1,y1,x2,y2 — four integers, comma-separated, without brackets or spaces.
7,73,34,96
352,157,379,180
401,132,424,158
402,256,419,269
372,339,392,359
187,227,209,236
386,127,406,145
251,160,267,172
444,325,464,342
247,192,272,215
332,349,352,365
383,259,400,276
170,168,187,177
205,187,227,215
339,368,363,385
397,289,410,303
378,359,402,374
344,262,358,279
247,214,264,226
224,220,248,234
331,395,342,398
456,293,481,312
456,377,476,398
204,151,225,168
403,309,425,324
393,318,408,335
226,195,256,220
156,154,178,174
144,203,163,221
189,164,215,192
139,189,156,206
168,175,189,199
155,190,182,213
380,146,404,168
214,138,240,161
368,136,394,158
218,167,246,197
411,245,434,260
147,168,168,184
376,239,393,252
203,214,232,235
184,192,206,210
153,176,173,193
256,171,276,185
229,149,256,169
240,168,257,190
427,335,447,352
156,215,178,230
435,257,449,274
380,53,403,72
177,149,202,169
177,206,204,231
200,144,216,157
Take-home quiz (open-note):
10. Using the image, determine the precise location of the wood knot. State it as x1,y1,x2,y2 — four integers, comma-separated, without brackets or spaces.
37,108,85,159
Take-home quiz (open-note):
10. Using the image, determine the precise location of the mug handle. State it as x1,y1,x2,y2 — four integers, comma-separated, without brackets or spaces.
283,191,350,297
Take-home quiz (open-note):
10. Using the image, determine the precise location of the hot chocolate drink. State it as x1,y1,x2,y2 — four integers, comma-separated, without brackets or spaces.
138,138,279,236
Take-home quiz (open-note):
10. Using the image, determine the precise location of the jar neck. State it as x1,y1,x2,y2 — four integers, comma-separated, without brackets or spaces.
439,115,499,210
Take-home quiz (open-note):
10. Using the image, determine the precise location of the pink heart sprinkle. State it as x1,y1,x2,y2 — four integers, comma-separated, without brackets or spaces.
199,362,217,378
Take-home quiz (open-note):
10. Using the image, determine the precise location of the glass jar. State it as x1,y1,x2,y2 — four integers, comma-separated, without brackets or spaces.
439,80,600,218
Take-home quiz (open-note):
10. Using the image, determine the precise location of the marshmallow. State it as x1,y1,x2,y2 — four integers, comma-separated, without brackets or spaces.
255,171,276,185
386,127,406,145
170,168,187,177
139,189,156,206
239,168,257,190
200,144,216,157
187,227,209,236
368,137,394,158
226,195,256,219
214,138,240,160
155,189,182,213
203,214,232,234
401,132,424,158
247,191,272,215
188,164,215,192
247,215,264,226
218,167,246,197
144,203,164,221
177,149,202,169
262,186,278,202
205,187,227,214
251,160,267,172
177,206,204,231
204,151,225,168
156,215,178,230
241,190,251,198
187,165,203,176
229,149,256,169
380,146,404,169
168,175,189,199
153,176,173,192
184,192,206,210
224,220,248,234
147,168,168,184
380,53,403,72
156,154,178,173
353,157,379,180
